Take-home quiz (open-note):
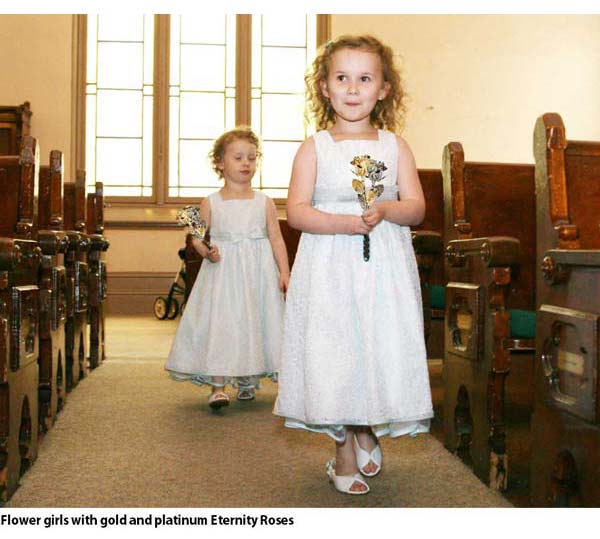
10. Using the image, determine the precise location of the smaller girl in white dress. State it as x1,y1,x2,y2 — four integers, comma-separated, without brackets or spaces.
166,127,290,410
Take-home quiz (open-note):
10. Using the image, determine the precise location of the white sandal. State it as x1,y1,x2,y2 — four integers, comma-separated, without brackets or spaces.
208,391,230,410
354,434,382,477
236,387,255,401
326,459,370,495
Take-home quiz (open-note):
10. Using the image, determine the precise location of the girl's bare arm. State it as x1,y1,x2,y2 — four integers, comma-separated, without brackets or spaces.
266,196,290,280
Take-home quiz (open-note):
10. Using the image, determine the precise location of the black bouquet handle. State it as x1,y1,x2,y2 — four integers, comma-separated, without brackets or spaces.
363,234,370,261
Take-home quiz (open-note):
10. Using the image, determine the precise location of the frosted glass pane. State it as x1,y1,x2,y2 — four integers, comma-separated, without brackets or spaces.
172,187,214,198
180,93,225,139
98,43,143,89
97,15,144,42
261,94,305,140
226,15,236,88
262,48,306,93
251,17,262,88
251,98,261,135
181,15,225,44
179,140,220,188
225,98,235,130
169,97,180,187
86,16,98,83
85,95,96,184
261,187,288,199
261,141,299,189
105,186,143,196
143,16,154,86
96,139,142,186
143,95,153,187
262,15,306,47
170,18,181,86
180,45,225,91
96,90,142,137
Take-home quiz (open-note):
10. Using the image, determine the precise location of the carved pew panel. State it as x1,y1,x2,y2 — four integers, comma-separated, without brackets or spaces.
0,136,41,502
531,113,600,507
63,170,90,390
36,150,68,433
86,182,109,369
441,141,536,490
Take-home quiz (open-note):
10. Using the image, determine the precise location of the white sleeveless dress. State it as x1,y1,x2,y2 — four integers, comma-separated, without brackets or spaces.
273,130,433,441
165,191,284,389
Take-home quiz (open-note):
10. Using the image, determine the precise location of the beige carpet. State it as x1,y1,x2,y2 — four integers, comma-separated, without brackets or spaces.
6,316,511,508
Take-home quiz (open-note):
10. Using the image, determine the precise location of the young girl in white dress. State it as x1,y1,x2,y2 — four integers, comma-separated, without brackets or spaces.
166,127,290,410
274,35,433,494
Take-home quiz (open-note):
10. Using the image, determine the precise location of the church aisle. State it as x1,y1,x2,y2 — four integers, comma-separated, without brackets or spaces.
7,316,511,508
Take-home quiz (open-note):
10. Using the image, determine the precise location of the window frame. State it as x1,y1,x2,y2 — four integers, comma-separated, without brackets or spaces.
73,14,331,208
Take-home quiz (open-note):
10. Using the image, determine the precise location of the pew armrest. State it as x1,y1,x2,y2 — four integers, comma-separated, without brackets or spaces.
541,249,600,285
446,236,520,268
412,230,443,255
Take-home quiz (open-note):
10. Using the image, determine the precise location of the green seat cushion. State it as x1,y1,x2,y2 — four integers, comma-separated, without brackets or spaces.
509,309,536,339
430,284,446,310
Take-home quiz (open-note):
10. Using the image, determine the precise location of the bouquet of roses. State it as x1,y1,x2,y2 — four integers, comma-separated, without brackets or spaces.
176,205,211,248
351,155,387,261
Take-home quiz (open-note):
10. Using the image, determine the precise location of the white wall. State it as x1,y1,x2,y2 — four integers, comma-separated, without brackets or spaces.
0,15,73,180
332,14,600,167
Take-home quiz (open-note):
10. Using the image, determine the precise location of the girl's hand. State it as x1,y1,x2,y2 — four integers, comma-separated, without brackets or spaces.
279,272,290,300
362,204,386,228
347,215,373,235
206,245,221,263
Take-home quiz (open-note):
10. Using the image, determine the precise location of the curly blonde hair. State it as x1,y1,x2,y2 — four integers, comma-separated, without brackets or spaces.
209,126,261,179
305,35,406,133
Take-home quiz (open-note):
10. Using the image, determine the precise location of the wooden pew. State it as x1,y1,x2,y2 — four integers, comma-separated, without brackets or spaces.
0,102,31,156
441,142,536,490
36,150,68,433
413,169,444,358
531,113,600,506
86,182,109,369
63,170,90,390
0,136,41,502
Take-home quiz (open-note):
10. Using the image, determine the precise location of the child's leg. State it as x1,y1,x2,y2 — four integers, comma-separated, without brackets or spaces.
207,376,229,409
235,376,257,400
334,426,368,493
210,376,225,394
354,426,381,475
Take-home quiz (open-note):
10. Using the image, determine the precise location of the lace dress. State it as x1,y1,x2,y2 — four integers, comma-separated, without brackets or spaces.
165,191,284,389
273,130,433,441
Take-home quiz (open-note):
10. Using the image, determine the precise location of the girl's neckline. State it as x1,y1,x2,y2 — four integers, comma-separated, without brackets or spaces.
324,129,382,144
217,190,256,202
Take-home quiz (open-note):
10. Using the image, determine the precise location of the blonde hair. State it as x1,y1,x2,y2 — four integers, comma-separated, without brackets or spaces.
305,35,406,133
209,126,261,179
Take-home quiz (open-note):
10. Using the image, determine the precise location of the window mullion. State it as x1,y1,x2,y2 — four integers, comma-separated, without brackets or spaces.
317,14,331,47
153,14,170,204
236,14,252,126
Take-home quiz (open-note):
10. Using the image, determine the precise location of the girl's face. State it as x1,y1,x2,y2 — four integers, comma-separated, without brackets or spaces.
320,48,390,127
217,138,258,185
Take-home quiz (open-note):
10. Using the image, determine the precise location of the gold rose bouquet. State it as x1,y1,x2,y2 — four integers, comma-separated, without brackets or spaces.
351,154,387,261
176,205,211,248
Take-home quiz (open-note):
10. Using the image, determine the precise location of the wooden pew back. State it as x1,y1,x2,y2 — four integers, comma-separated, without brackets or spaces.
0,136,39,240
0,102,32,156
531,113,600,506
443,142,536,310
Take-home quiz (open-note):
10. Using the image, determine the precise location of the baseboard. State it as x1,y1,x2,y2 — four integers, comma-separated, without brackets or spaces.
106,272,179,315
